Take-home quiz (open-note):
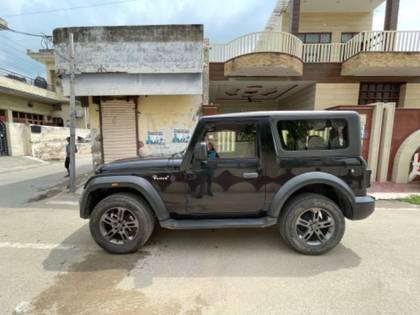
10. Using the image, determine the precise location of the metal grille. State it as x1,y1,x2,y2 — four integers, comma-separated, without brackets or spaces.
0,121,9,156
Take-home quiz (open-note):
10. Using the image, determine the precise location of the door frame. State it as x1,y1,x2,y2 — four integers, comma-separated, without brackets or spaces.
184,119,265,216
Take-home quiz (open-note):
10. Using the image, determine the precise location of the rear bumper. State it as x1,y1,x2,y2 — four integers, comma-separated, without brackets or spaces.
352,196,375,220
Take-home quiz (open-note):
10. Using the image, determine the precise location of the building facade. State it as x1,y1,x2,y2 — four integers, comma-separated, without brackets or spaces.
40,2,418,183
206,0,420,184
52,25,205,165
0,46,89,157
208,0,420,113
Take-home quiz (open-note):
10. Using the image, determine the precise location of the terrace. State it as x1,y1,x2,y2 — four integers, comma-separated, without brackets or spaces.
209,30,420,77
0,68,67,104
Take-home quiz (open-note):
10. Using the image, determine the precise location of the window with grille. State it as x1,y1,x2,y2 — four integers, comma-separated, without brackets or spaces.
12,111,45,125
341,32,359,43
358,83,401,106
297,33,332,44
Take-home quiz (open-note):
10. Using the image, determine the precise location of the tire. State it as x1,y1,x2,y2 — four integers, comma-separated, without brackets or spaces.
89,193,155,254
279,193,345,255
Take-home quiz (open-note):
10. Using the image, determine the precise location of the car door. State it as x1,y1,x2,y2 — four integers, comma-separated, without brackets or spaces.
186,120,265,217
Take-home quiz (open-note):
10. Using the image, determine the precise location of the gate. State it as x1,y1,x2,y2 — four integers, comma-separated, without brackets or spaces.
0,120,9,156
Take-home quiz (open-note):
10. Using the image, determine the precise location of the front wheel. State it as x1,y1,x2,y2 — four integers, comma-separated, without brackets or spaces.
89,193,155,254
279,193,345,255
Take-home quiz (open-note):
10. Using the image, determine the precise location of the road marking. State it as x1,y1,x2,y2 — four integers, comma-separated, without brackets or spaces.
0,241,99,251
46,201,79,206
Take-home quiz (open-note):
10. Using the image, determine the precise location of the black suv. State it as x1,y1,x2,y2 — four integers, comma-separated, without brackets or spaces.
80,111,374,255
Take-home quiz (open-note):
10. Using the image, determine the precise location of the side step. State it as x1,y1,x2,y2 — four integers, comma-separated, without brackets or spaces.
160,216,277,230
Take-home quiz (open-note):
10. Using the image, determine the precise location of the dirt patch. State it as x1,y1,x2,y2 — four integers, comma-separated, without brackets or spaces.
30,251,183,315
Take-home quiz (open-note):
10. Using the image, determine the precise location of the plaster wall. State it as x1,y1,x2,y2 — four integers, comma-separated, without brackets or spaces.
400,83,420,108
54,25,204,74
300,12,373,43
314,83,360,110
278,84,316,110
137,95,201,157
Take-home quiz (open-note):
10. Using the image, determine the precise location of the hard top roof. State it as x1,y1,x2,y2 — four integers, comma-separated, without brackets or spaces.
201,110,359,120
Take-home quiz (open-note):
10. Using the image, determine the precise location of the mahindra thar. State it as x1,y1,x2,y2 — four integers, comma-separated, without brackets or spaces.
80,111,374,255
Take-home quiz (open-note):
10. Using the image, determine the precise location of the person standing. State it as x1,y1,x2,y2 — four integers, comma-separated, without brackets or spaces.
195,141,219,198
65,137,77,177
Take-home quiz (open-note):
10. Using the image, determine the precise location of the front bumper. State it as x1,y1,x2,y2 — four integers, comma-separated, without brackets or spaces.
79,186,91,219
352,195,375,220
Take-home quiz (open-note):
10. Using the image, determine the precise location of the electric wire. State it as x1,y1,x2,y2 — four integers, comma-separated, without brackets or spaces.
3,0,139,17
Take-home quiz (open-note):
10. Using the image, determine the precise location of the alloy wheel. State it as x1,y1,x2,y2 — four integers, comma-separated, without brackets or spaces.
99,207,139,245
295,207,336,246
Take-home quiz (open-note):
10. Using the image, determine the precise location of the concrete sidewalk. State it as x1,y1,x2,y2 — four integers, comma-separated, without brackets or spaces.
369,181,420,200
0,156,49,174
0,155,93,208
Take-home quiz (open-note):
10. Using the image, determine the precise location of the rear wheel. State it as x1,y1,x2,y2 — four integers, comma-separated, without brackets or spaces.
279,193,345,255
89,193,155,254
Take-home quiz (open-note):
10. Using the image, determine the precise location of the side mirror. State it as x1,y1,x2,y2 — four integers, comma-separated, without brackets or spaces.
193,142,207,161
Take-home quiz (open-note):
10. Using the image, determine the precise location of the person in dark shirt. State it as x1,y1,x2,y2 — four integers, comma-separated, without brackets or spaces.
205,142,219,196
64,137,77,177
194,141,220,198
207,142,219,160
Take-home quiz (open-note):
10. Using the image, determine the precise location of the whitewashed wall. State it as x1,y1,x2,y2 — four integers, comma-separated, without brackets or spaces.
6,122,31,156
5,122,91,161
30,126,91,160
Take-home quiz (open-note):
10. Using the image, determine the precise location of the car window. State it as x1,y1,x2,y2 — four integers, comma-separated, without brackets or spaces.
204,123,257,159
277,119,348,151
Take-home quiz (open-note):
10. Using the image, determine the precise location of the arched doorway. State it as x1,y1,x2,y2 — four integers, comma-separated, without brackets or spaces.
392,129,420,183
0,120,9,156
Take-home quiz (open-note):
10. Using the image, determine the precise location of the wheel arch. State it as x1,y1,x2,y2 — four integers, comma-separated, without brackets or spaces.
80,175,170,221
269,172,355,219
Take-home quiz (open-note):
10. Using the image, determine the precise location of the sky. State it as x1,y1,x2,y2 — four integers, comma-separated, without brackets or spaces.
0,0,420,79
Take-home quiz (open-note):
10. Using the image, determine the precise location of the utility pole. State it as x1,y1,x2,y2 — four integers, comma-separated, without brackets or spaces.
0,18,78,189
69,33,76,192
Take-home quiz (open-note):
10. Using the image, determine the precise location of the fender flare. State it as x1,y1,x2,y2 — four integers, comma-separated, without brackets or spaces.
268,172,355,218
80,175,170,221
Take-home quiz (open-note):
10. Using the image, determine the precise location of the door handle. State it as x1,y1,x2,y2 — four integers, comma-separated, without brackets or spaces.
242,172,259,179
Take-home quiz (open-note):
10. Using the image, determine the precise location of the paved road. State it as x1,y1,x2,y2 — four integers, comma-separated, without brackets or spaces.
0,187,420,314
0,156,93,208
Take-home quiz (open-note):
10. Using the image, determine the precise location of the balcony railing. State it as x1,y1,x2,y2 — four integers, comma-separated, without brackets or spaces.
302,43,345,63
0,68,55,91
210,30,420,64
209,32,303,62
344,31,420,59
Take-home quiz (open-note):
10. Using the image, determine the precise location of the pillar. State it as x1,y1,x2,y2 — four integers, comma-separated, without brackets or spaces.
288,0,301,35
377,103,396,182
384,0,400,31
